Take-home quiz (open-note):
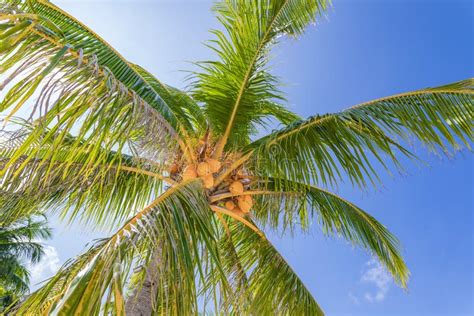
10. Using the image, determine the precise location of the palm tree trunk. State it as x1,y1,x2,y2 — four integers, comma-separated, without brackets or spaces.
125,254,160,315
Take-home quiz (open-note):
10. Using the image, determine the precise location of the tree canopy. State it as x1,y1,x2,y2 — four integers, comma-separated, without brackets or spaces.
0,0,472,314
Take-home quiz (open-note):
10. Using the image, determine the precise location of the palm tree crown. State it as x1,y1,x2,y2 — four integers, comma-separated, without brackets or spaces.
0,0,472,314
0,216,51,310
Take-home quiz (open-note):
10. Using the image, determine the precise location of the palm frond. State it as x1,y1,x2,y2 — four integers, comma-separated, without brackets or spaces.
260,100,302,125
14,180,227,315
212,219,324,315
0,119,165,227
0,217,51,243
0,256,30,293
0,217,51,263
131,64,207,137
5,0,194,134
192,0,329,153
242,177,409,287
0,217,51,294
0,1,190,177
248,79,474,188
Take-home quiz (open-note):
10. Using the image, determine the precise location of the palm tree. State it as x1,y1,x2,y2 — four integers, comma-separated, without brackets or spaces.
0,216,51,312
0,0,472,314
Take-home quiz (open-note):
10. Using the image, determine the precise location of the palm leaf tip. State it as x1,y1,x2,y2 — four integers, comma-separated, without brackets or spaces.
314,188,411,288
216,220,324,315
247,78,474,189
194,0,330,153
249,178,410,288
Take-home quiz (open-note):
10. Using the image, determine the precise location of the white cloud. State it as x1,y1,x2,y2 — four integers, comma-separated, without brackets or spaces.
29,245,61,288
361,259,391,303
349,259,392,304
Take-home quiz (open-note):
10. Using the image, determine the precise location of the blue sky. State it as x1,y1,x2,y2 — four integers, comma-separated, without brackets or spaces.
32,1,473,315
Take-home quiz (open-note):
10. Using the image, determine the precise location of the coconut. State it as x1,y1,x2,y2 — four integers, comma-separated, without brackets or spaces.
225,200,235,210
237,195,253,213
202,174,214,189
197,162,211,177
232,207,246,217
182,164,197,180
169,163,179,174
206,158,222,173
229,181,244,195
244,195,253,203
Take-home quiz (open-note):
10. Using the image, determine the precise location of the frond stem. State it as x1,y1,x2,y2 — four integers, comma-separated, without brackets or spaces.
213,0,290,158
26,25,191,162
213,151,254,186
210,205,264,238
348,88,474,111
110,179,195,243
118,166,175,185
0,158,174,184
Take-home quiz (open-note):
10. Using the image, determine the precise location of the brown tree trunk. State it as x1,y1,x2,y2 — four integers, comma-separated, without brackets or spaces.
125,254,160,315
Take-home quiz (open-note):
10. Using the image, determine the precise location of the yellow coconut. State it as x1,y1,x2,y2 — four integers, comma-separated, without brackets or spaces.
232,207,246,217
197,162,211,177
244,195,253,203
229,181,244,195
237,195,253,213
225,200,235,210
182,164,197,180
206,158,222,173
202,174,214,189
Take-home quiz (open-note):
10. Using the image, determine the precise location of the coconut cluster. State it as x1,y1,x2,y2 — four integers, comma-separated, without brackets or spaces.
173,153,254,217
181,158,222,189
224,179,253,216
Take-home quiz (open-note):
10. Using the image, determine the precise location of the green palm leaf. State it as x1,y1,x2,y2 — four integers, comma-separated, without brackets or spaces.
0,119,165,227
248,79,473,188
0,217,51,295
215,220,324,315
6,0,188,132
130,64,207,137
192,0,329,153
14,179,224,315
0,0,197,175
248,177,409,287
